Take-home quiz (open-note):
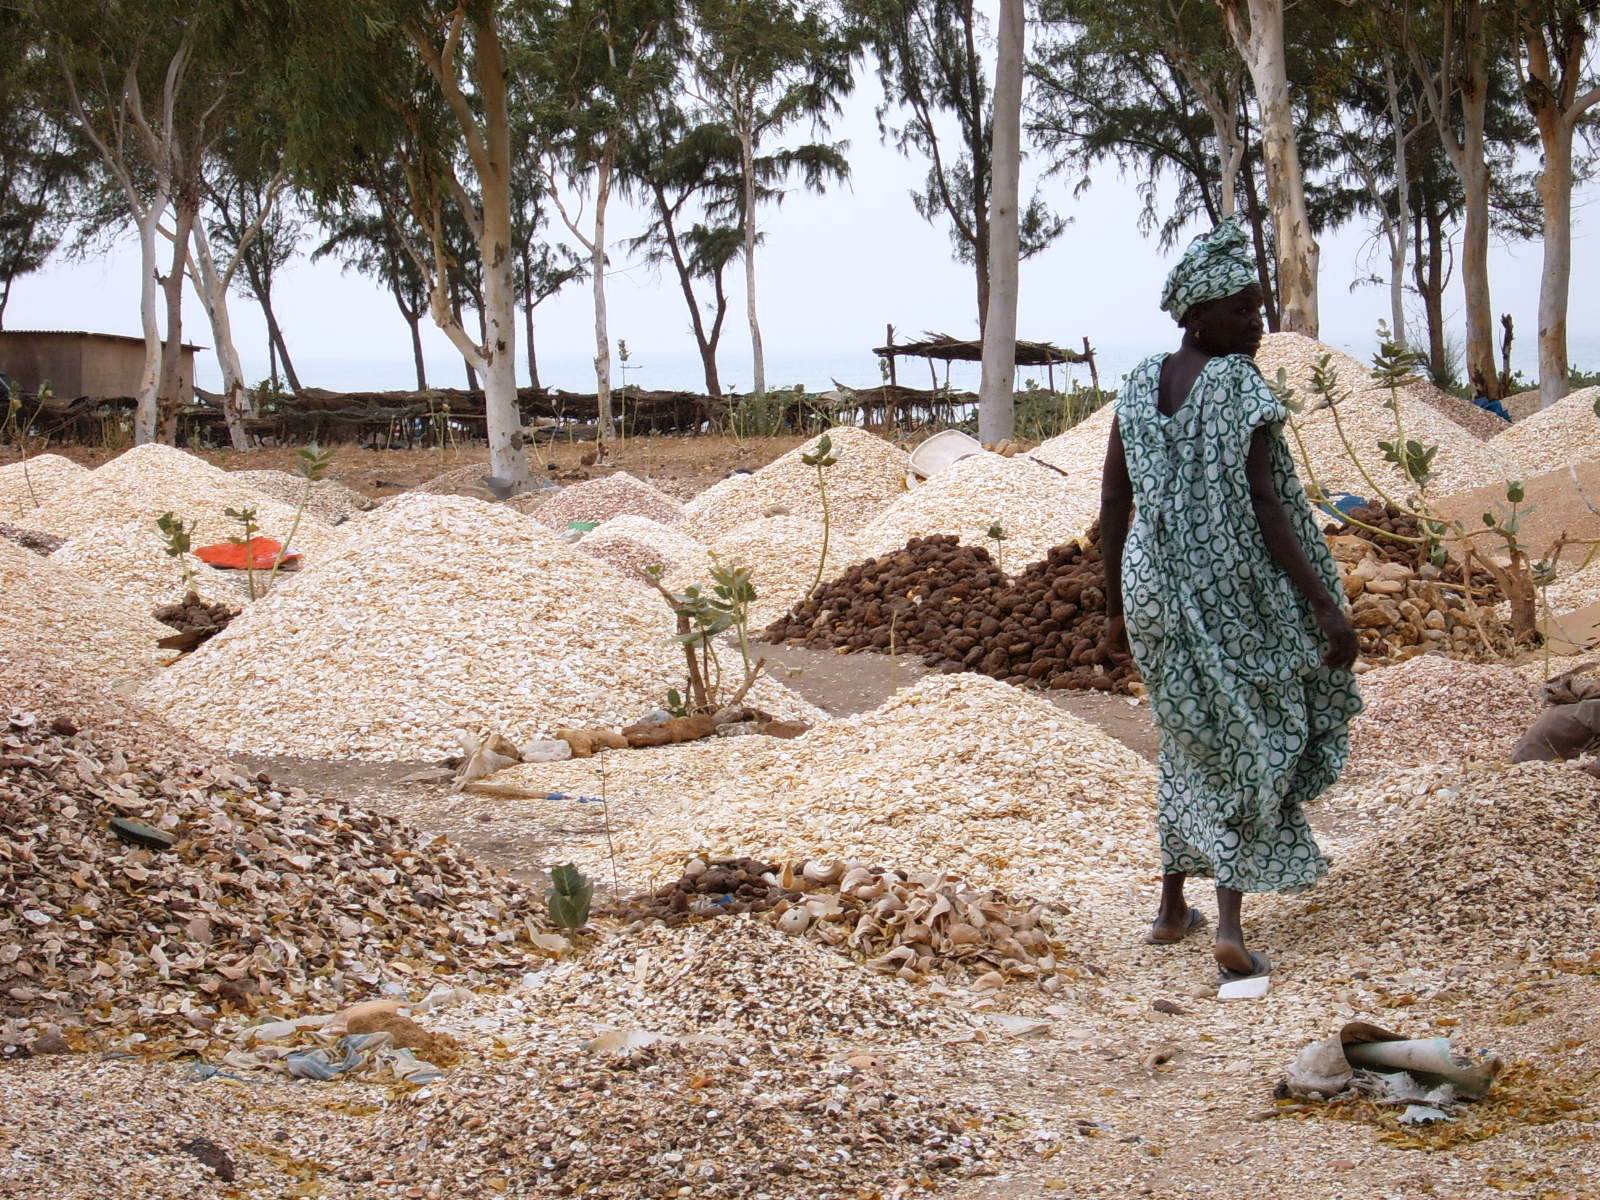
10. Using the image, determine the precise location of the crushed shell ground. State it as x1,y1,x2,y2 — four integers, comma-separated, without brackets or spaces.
4,392,1600,1199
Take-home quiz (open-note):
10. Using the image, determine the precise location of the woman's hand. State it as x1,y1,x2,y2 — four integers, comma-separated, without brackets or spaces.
1315,602,1358,670
1104,613,1130,661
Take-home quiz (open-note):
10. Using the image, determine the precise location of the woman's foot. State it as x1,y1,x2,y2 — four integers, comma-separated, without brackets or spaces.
1213,933,1257,977
1147,906,1206,944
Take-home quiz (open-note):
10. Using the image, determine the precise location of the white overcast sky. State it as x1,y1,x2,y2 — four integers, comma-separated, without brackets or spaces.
12,56,1599,397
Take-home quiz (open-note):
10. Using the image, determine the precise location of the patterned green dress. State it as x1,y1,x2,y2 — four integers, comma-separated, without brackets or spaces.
1118,353,1362,893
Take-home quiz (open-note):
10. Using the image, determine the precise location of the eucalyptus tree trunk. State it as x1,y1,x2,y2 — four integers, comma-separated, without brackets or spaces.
1221,0,1319,336
133,196,167,444
1385,62,1411,348
1457,54,1497,399
157,196,196,443
1534,120,1573,408
977,0,1023,446
591,145,615,439
190,221,252,450
737,120,766,397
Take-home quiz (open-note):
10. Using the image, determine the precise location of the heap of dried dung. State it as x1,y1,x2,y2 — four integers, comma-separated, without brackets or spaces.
767,528,1137,694
1490,385,1600,475
683,426,908,542
1345,655,1542,778
228,468,373,525
139,493,821,760
537,470,685,529
611,857,1064,988
853,451,1098,569
0,537,169,678
0,523,63,554
1327,501,1497,590
50,517,250,613
680,514,861,629
152,591,240,649
23,443,336,556
579,514,711,581
0,453,86,520
493,672,1156,910
0,652,541,1049
1267,762,1600,971
1257,333,1517,498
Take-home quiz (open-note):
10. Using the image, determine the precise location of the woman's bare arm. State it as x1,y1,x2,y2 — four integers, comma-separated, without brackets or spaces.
1100,417,1133,650
1244,428,1357,669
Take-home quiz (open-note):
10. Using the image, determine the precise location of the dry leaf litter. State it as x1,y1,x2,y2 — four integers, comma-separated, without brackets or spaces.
228,467,373,525
0,537,169,678
1344,655,1541,779
23,443,338,557
768,527,1139,694
578,513,712,581
0,452,87,520
1255,333,1517,498
138,493,822,760
497,672,1155,918
682,426,908,542
50,517,254,612
536,469,685,529
854,451,1099,569
1489,385,1600,476
0,651,540,1052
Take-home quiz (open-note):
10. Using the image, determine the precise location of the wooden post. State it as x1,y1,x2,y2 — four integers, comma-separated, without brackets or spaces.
1083,337,1101,395
885,323,898,388
1047,362,1056,393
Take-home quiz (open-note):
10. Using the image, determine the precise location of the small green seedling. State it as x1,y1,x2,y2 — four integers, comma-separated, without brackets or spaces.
987,522,1008,574
802,433,840,600
546,863,593,932
264,443,333,593
224,505,262,600
155,511,198,595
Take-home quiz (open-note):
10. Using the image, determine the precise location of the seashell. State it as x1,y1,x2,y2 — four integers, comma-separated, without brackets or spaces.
872,893,905,918
972,970,1005,991
779,861,796,890
776,907,812,935
801,860,842,886
683,858,708,878
838,866,876,894
947,923,982,946
804,896,844,920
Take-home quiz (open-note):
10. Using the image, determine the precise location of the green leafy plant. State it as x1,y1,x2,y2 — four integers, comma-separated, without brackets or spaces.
546,863,593,932
986,522,1008,574
663,687,690,718
223,505,263,600
264,443,332,593
802,433,839,601
641,560,765,715
155,511,198,596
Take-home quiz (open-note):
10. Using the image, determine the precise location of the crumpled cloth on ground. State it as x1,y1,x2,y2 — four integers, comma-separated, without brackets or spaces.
1282,1020,1503,1122
225,1029,443,1085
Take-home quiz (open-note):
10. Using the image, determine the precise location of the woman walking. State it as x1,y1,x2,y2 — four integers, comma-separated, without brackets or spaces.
1099,217,1361,981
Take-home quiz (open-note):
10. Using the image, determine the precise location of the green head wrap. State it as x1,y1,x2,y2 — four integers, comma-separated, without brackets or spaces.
1160,216,1258,324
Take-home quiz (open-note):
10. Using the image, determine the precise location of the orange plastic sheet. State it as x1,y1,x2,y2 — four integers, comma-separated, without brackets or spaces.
193,537,301,571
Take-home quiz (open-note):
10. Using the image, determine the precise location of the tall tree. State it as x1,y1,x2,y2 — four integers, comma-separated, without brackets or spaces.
509,140,585,390
0,15,91,329
314,182,434,391
1512,2,1600,407
1216,0,1320,334
534,0,679,441
37,0,221,442
619,96,743,396
1029,0,1280,327
855,0,1063,330
978,0,1023,444
1399,0,1504,398
207,133,305,394
283,2,537,490
684,0,854,395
